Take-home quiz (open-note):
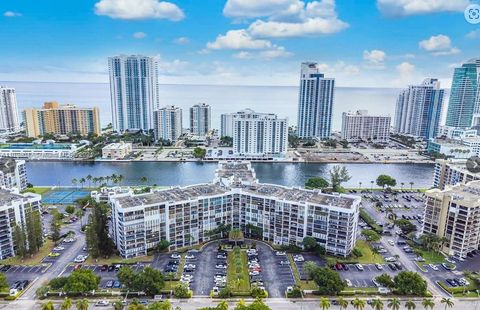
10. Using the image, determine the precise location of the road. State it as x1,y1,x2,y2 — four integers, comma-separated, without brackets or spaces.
14,209,89,304
2,297,480,310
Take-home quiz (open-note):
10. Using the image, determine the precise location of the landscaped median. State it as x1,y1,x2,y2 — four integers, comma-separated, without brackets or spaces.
227,246,250,296
287,254,318,291
436,275,480,297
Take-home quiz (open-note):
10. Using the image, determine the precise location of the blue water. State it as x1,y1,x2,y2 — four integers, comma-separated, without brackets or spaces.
2,81,405,131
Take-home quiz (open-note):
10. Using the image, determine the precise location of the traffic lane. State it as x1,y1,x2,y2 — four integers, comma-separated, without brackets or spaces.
190,242,217,296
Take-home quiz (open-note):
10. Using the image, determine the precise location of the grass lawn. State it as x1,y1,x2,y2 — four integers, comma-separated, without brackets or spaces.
437,279,480,297
22,187,52,195
163,280,180,291
176,254,186,279
331,240,384,264
0,239,53,266
84,254,153,265
341,287,379,294
413,247,445,264
227,248,250,293
287,254,318,290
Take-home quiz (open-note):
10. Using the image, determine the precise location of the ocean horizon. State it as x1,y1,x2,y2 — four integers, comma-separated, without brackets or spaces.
1,81,450,131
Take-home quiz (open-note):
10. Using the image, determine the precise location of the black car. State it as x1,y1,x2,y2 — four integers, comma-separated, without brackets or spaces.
342,264,349,271
0,265,11,272
394,262,403,270
388,263,397,271
108,265,115,272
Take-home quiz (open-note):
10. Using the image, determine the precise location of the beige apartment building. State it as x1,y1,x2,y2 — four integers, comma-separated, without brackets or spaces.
24,101,100,138
423,181,480,258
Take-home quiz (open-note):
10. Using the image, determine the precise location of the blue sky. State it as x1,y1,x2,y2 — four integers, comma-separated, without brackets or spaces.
0,0,479,87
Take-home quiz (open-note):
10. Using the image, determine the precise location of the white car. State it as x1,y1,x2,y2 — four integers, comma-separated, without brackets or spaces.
53,246,65,251
293,255,304,262
388,240,395,246
375,263,383,270
185,254,195,259
275,251,286,256
428,264,439,271
385,257,396,262
249,270,260,276
215,264,227,269
170,253,181,259
345,279,352,287
185,264,196,269
355,264,364,271
95,300,109,307
74,255,86,263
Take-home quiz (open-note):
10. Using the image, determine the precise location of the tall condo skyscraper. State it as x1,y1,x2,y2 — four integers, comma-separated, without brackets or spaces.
297,62,335,139
232,109,287,156
108,55,159,132
189,103,211,136
0,86,20,133
394,78,445,139
153,106,183,142
446,58,480,129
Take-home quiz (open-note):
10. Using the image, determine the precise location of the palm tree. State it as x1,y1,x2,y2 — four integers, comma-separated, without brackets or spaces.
61,297,73,310
405,300,416,310
216,301,228,310
409,181,414,189
371,298,384,310
79,177,86,188
42,301,55,310
400,182,404,190
387,298,400,310
75,208,85,226
76,299,89,310
86,174,92,187
352,298,366,310
118,174,124,186
140,176,148,185
113,300,125,310
441,298,454,310
71,178,78,188
359,181,362,189
370,180,374,190
337,297,349,310
421,299,435,310
320,297,331,310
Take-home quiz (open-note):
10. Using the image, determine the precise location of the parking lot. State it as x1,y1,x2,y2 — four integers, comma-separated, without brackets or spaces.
1,264,50,287
295,253,325,281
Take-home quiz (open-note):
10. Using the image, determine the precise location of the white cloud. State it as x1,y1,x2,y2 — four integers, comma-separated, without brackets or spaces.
3,11,22,17
363,49,387,65
158,59,190,76
222,0,348,38
206,30,273,50
314,61,360,77
419,34,460,56
94,0,184,21
396,62,414,75
174,37,190,45
377,0,470,17
466,30,480,39
233,47,292,60
132,32,147,39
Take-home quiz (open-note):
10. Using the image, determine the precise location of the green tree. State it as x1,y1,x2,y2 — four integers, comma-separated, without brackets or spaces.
113,300,125,310
310,267,345,295
61,297,73,310
421,299,435,310
361,229,381,242
375,273,395,288
371,298,384,310
376,175,397,188
12,225,26,258
394,219,417,235
85,201,115,258
387,298,400,310
305,177,329,189
192,147,207,159
0,273,8,291
302,236,319,251
148,300,172,310
65,205,75,214
42,301,55,310
320,297,331,310
156,239,171,252
329,165,351,192
173,282,191,298
393,271,427,295
440,298,454,310
64,269,100,294
51,219,61,244
352,298,366,310
303,261,318,280
76,299,89,310
405,300,416,310
118,266,165,296
337,297,348,310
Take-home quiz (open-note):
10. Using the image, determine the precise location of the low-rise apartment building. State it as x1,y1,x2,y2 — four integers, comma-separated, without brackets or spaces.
0,142,84,160
432,159,480,190
102,142,133,159
0,189,42,259
341,110,391,143
423,181,480,258
0,158,27,191
109,162,360,258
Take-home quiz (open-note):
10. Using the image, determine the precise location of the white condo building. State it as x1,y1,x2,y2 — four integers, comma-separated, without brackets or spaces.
0,86,20,133
341,110,391,142
394,78,445,139
297,62,335,139
190,103,211,136
230,109,287,156
153,106,183,142
221,114,234,137
109,162,361,258
0,189,42,259
0,158,27,191
108,55,159,132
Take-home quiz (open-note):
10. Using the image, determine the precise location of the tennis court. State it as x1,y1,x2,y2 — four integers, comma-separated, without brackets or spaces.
42,189,90,205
